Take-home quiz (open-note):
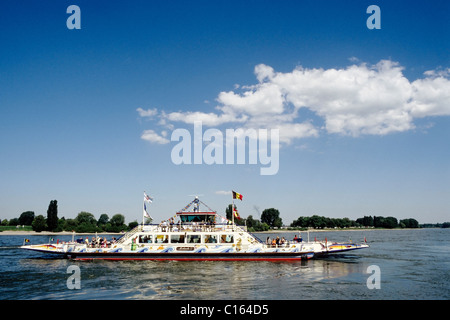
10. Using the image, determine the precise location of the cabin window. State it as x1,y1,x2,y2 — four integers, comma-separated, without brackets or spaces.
171,234,185,243
139,235,153,244
203,235,217,243
220,234,234,243
186,234,201,243
155,235,168,243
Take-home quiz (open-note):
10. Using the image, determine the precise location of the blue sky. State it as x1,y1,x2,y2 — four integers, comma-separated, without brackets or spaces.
1,0,449,224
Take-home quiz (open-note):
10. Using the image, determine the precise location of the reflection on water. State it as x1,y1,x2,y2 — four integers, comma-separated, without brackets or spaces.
8,256,368,300
1,229,449,300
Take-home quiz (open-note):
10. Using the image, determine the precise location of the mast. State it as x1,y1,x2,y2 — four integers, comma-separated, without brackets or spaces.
231,196,235,229
142,195,145,226
143,191,153,225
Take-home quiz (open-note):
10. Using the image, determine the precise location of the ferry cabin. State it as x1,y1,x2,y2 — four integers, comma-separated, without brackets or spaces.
127,210,262,251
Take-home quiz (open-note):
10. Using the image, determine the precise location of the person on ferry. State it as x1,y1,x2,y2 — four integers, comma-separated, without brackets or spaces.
91,237,97,248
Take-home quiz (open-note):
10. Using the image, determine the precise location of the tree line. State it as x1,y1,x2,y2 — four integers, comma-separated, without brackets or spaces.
1,200,138,233
291,215,421,229
227,203,431,231
227,204,448,230
3,200,448,233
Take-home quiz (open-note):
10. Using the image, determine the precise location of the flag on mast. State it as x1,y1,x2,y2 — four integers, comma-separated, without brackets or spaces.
232,191,243,201
233,205,241,220
144,192,153,203
143,202,152,219
143,191,154,221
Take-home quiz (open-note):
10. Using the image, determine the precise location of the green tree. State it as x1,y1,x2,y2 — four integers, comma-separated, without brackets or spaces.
128,220,139,230
110,214,125,226
63,218,78,231
308,215,326,229
399,218,419,228
384,216,398,229
19,211,35,225
75,211,98,233
8,218,19,226
76,211,97,225
54,217,66,232
107,214,127,232
373,216,384,228
32,215,47,232
97,214,109,231
356,216,374,227
291,216,309,228
225,204,233,221
246,215,257,229
245,215,269,232
97,214,109,226
261,208,282,228
46,200,58,231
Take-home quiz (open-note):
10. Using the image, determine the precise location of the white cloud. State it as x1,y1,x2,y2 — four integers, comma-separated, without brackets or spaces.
277,122,319,144
273,60,418,136
163,110,247,126
137,107,158,118
141,129,170,144
138,60,450,143
409,75,450,118
215,190,231,195
217,82,284,116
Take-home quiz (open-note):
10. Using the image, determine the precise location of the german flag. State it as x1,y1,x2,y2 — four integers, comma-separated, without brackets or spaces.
232,191,243,201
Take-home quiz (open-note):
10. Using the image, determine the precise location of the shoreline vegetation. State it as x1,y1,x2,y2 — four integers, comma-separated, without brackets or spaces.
0,226,446,236
1,199,449,236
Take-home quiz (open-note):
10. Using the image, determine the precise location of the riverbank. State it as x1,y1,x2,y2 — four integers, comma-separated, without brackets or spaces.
260,227,424,233
0,230,124,236
0,227,427,236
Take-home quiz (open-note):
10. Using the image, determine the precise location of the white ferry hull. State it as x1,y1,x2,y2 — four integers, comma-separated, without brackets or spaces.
21,241,367,261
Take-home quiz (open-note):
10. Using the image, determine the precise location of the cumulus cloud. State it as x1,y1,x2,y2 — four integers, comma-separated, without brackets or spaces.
215,190,231,195
164,110,248,126
141,129,170,144
138,60,450,144
409,74,450,118
136,107,158,118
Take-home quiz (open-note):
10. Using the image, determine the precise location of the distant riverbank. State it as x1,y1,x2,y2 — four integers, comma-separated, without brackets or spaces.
256,227,425,233
0,227,428,236
0,230,124,236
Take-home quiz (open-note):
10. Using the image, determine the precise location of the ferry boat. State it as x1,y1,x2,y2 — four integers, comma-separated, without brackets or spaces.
21,196,368,261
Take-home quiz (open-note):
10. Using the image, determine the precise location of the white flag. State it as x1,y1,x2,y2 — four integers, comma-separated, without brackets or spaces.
143,202,153,219
144,192,153,203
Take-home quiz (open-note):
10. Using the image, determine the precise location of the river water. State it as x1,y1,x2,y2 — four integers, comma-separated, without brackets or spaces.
0,229,449,300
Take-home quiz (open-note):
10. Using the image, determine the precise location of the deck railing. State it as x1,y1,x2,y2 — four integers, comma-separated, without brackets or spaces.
116,224,143,244
139,223,247,233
